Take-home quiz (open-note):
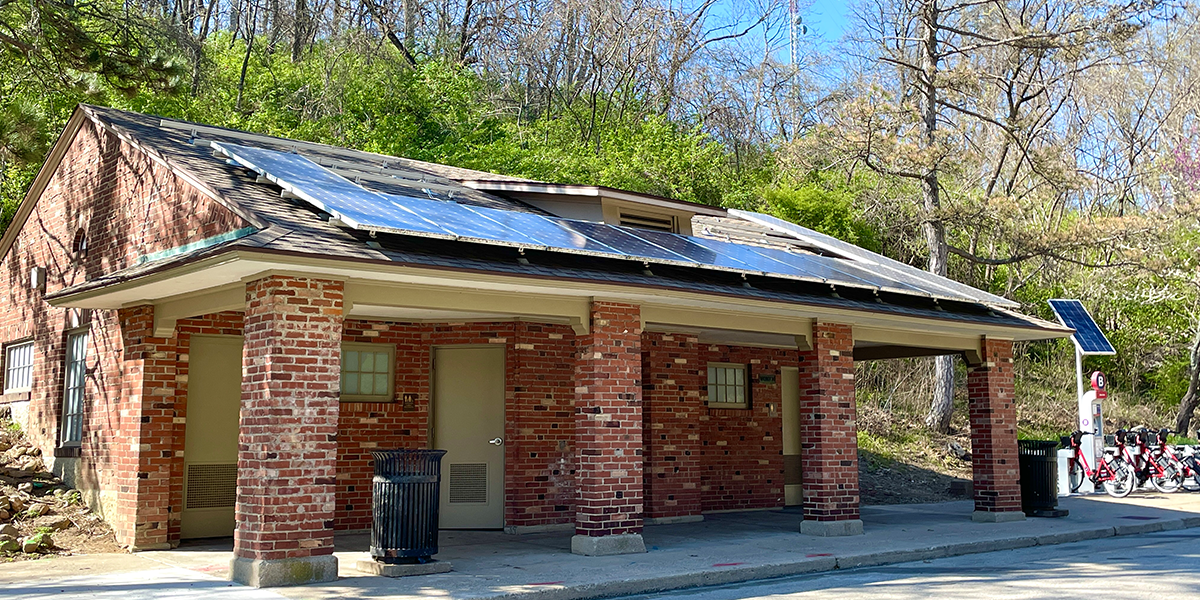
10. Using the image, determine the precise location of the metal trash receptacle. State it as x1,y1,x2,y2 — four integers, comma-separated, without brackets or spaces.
1018,440,1068,518
370,449,447,564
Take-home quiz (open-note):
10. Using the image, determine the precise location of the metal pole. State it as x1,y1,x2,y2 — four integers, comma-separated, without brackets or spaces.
1076,347,1084,404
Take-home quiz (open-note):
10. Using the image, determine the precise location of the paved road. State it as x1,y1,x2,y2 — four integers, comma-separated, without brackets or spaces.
623,528,1200,600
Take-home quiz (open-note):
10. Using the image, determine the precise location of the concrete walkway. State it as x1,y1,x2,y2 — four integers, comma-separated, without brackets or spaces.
3,493,1200,600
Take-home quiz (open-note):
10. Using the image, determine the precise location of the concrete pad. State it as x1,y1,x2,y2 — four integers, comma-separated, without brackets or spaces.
231,555,338,588
571,533,646,555
355,560,452,577
972,510,1027,523
800,519,863,537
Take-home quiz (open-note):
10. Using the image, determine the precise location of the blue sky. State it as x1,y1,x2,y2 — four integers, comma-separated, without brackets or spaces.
804,1,851,44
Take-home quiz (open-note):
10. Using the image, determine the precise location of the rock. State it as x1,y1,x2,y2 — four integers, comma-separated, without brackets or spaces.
25,503,48,517
9,497,25,512
0,537,18,553
42,516,71,531
0,440,10,452
20,537,39,553
0,509,8,521
17,483,32,494
946,441,972,462
0,524,16,537
0,496,9,510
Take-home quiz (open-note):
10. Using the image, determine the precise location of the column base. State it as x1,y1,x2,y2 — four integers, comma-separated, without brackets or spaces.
571,533,647,556
972,510,1026,523
231,555,339,587
800,519,864,537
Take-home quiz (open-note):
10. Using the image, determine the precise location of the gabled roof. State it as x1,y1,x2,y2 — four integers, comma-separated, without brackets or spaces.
15,105,1069,338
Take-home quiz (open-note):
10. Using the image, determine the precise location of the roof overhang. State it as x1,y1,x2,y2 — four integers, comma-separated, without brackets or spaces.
46,248,1073,353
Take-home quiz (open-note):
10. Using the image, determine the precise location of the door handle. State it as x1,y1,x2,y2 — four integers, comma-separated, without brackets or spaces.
488,437,504,446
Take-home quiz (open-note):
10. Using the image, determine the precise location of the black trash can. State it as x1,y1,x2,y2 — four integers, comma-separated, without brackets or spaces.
1017,440,1068,518
370,449,447,564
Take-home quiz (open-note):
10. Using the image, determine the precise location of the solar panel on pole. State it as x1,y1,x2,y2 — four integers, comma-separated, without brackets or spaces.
1048,299,1115,355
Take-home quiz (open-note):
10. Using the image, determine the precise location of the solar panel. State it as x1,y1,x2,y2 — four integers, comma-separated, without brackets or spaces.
213,141,971,296
729,209,1019,308
1048,299,1115,355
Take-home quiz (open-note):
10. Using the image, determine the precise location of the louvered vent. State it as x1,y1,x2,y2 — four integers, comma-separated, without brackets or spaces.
186,463,238,509
448,463,488,503
619,211,676,233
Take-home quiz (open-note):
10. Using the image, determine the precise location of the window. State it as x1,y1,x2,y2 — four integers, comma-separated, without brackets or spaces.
4,341,33,393
707,363,749,408
341,344,394,402
61,331,89,445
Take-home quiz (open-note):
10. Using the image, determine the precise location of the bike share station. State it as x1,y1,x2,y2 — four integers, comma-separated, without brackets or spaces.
1049,299,1117,496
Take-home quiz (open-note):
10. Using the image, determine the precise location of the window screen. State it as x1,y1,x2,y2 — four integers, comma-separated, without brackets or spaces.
61,331,88,445
707,363,748,408
341,344,394,401
4,341,33,393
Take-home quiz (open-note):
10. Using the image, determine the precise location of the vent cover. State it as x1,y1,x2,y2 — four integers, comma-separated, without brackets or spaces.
619,211,676,233
186,463,238,510
448,463,488,503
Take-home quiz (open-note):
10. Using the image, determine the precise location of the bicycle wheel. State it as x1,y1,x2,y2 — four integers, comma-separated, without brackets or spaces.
1150,450,1184,493
1104,457,1137,498
1068,458,1085,493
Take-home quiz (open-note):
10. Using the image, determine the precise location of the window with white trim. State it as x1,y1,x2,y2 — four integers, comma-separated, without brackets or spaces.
61,331,89,445
4,340,33,393
340,344,395,402
707,363,749,409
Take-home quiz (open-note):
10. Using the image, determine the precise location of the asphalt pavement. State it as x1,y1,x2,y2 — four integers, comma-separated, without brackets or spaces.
622,528,1200,600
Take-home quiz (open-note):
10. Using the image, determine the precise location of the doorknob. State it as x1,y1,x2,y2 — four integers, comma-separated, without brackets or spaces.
488,437,504,446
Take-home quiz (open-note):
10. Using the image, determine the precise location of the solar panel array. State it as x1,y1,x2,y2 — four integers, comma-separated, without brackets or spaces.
730,210,1018,308
1048,299,1115,355
212,141,1003,305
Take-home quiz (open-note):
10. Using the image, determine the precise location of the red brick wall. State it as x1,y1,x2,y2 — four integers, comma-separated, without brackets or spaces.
575,302,643,537
236,276,343,563
698,345,794,512
967,337,1021,514
0,117,249,548
798,322,859,522
642,332,702,519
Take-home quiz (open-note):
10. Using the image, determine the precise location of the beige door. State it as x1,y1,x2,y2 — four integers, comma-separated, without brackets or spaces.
433,346,505,529
781,367,803,506
181,335,243,539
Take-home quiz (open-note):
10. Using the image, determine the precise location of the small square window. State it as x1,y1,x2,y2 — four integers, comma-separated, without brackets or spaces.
4,340,34,394
707,363,749,409
341,343,394,402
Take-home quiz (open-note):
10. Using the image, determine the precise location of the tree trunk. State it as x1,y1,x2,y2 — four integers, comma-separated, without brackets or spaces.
1175,324,1200,436
915,0,954,433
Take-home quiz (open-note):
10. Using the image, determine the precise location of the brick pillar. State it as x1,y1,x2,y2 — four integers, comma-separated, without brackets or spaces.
231,276,343,587
967,337,1025,522
116,305,177,550
572,301,646,556
798,322,862,536
642,331,702,524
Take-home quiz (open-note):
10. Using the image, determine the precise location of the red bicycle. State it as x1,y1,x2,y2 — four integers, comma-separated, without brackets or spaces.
1065,430,1137,497
1134,428,1191,493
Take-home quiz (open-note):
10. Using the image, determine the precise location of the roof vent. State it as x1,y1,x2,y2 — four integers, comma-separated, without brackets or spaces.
619,211,676,233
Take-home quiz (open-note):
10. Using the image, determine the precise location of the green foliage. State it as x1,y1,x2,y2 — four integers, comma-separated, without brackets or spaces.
761,184,881,250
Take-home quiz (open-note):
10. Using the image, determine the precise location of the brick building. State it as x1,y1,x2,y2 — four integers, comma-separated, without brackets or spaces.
0,106,1069,586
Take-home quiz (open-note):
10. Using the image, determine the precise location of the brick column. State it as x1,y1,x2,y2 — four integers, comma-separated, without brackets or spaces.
116,306,177,550
642,331,702,524
798,322,861,536
231,276,344,587
572,301,646,556
967,337,1025,522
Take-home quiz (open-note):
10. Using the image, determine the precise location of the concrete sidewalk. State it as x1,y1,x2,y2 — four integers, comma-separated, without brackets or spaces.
3,493,1200,600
